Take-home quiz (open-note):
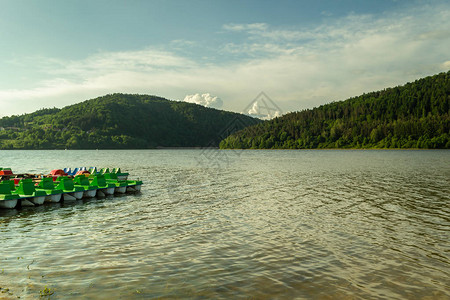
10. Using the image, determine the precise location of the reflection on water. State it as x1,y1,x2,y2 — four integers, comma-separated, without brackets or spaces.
0,150,449,299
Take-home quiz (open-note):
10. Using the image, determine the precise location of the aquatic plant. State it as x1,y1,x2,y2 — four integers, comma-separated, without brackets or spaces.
39,286,54,298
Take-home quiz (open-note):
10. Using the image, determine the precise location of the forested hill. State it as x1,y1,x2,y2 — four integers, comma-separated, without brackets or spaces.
220,71,450,149
0,94,260,149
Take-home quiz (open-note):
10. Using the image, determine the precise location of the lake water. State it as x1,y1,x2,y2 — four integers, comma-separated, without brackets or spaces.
0,150,449,299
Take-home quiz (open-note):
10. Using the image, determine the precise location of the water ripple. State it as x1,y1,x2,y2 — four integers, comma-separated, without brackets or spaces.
0,150,449,299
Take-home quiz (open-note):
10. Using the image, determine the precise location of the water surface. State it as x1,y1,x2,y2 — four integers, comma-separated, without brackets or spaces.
0,150,449,299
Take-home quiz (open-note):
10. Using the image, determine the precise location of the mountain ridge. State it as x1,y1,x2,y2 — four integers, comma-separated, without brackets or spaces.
0,93,260,149
220,71,450,149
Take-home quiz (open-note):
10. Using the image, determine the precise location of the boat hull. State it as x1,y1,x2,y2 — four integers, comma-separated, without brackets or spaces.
21,199,35,207
103,187,115,195
29,196,45,205
70,191,84,200
83,189,97,198
126,186,136,193
63,193,77,201
0,199,18,209
45,194,62,203
115,186,126,194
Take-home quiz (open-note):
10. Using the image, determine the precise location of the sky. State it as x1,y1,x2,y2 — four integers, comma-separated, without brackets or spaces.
0,0,449,117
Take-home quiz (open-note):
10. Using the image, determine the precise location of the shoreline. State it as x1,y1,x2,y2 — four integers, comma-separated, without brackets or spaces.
0,147,448,151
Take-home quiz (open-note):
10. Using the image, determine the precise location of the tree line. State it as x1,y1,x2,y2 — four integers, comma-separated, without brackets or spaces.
0,94,260,149
220,71,450,149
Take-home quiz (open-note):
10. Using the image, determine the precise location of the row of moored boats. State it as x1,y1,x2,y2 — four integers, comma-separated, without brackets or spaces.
0,167,143,209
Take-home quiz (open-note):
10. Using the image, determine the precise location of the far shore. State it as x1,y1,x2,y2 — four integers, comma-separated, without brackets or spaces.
0,147,447,151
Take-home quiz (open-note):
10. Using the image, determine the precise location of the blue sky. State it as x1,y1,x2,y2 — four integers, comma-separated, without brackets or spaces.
0,0,449,117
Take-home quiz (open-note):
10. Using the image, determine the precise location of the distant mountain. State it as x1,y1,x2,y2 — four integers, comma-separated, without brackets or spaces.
220,71,450,149
0,94,260,149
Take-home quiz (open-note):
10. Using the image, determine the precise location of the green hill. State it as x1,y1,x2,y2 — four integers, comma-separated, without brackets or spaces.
220,71,450,149
0,94,260,149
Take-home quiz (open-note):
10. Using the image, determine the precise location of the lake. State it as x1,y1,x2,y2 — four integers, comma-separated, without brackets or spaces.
0,149,449,299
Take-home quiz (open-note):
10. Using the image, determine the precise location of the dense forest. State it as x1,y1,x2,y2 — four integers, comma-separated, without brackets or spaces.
220,71,450,149
0,94,260,149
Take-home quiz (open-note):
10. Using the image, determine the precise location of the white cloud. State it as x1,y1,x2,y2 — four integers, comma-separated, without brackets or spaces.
247,101,259,115
223,22,310,42
223,23,268,32
55,49,195,77
0,2,449,116
244,93,283,120
183,93,223,109
246,102,275,120
442,60,450,69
